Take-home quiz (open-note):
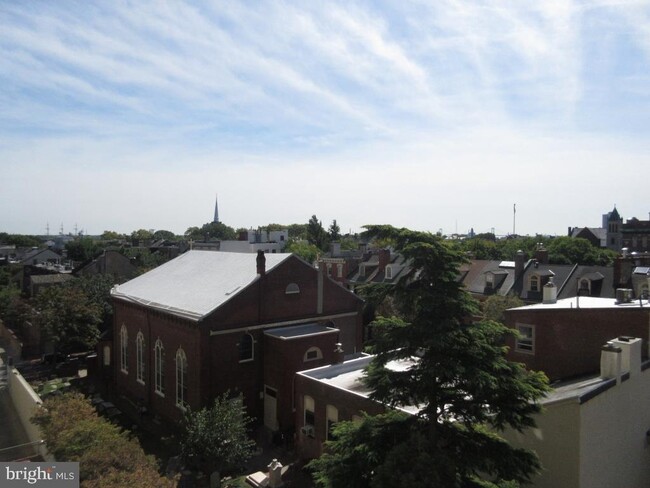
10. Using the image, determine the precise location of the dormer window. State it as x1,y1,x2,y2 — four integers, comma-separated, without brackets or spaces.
385,266,392,279
485,273,494,289
359,265,365,278
578,278,591,295
529,275,539,292
285,283,300,294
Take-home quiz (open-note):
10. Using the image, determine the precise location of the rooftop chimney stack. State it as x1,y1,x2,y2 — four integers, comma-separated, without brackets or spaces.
611,336,642,376
600,342,622,384
256,250,266,276
334,343,344,364
543,278,557,304
515,250,526,278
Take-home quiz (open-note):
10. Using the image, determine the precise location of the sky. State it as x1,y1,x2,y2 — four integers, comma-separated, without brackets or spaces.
1,1,649,237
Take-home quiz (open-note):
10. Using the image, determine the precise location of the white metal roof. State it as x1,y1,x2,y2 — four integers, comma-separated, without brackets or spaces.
508,296,650,311
111,250,291,321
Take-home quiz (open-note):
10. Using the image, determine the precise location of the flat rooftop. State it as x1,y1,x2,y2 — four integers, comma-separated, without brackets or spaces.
510,296,650,311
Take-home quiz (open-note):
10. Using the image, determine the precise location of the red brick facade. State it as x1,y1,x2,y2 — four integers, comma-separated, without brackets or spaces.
505,304,650,381
112,254,363,428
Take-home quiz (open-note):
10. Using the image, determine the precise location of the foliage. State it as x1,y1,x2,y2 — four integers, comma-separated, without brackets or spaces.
482,295,524,323
152,229,176,241
546,236,616,266
66,237,102,262
285,240,321,263
180,392,255,478
287,223,309,240
328,220,341,241
100,230,125,241
261,223,286,232
310,225,549,488
121,247,169,274
340,237,359,251
33,285,101,354
32,393,175,488
307,215,329,251
130,229,154,242
184,222,237,241
68,274,115,329
0,232,43,248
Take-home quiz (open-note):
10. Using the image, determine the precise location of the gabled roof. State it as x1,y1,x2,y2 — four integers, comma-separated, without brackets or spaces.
111,250,291,321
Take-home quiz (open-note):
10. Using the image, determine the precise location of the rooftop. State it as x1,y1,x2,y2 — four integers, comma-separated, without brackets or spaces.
111,250,291,321
509,296,650,311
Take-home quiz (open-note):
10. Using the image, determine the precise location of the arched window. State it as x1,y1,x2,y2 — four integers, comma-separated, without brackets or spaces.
303,346,323,362
154,339,165,396
579,279,591,295
176,348,188,408
529,275,539,292
136,332,145,383
103,345,111,367
120,325,128,373
285,283,300,295
239,333,254,362
326,405,338,440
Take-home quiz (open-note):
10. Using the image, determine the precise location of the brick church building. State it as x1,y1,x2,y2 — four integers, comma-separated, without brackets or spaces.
109,250,363,434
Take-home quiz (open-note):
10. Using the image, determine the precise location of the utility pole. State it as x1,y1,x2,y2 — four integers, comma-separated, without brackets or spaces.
513,204,516,236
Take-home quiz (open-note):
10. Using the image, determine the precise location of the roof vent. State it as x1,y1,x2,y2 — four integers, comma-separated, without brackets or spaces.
615,288,633,304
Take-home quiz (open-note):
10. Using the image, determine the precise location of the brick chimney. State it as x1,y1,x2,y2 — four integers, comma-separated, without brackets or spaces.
535,244,549,264
600,342,622,383
256,250,266,276
515,250,526,278
378,249,391,272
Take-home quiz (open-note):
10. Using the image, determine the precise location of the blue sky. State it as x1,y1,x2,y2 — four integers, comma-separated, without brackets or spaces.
1,1,649,237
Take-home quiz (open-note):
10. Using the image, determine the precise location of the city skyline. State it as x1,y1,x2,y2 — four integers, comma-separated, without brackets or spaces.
1,2,649,236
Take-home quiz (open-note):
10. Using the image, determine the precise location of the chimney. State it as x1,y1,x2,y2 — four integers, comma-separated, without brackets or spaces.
600,343,622,383
330,241,341,257
256,250,266,276
611,336,642,376
334,343,344,364
543,278,557,304
535,244,549,264
515,250,526,278
378,249,391,272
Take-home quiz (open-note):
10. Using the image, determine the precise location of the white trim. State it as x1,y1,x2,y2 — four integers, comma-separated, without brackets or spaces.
515,323,535,355
209,311,358,336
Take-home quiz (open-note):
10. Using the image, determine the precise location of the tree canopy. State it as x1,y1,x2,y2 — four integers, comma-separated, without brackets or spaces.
310,225,549,488
180,392,255,479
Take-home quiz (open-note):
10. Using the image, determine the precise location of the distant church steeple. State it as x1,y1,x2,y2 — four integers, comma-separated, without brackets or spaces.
213,194,220,223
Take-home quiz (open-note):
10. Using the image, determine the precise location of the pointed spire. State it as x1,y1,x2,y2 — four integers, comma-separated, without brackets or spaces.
213,194,220,223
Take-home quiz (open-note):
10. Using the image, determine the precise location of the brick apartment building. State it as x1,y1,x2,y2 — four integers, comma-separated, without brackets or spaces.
504,290,650,381
109,250,363,431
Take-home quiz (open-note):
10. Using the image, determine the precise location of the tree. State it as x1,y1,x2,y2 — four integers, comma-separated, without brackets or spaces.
68,274,116,329
287,223,308,240
285,240,320,263
32,393,175,488
130,229,154,243
33,285,101,354
328,220,341,241
100,230,124,241
152,229,176,241
310,225,549,488
66,237,101,262
180,392,255,484
482,294,524,323
307,215,328,250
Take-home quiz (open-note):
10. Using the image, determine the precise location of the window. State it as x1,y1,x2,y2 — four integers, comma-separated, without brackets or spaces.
303,346,323,362
385,266,392,279
304,395,315,426
326,405,338,440
239,333,254,362
485,273,494,289
120,325,128,373
176,348,188,408
337,263,343,278
326,263,332,276
154,339,165,396
136,332,145,384
516,324,535,354
578,279,591,295
103,346,111,367
529,275,539,292
285,283,300,294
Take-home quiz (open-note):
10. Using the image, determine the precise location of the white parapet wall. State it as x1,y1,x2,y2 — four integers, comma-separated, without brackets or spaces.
7,365,51,460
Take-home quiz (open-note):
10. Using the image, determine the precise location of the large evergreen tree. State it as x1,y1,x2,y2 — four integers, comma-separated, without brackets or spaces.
310,225,549,488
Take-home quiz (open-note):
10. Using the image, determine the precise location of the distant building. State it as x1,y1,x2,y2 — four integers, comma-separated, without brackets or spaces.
219,228,289,254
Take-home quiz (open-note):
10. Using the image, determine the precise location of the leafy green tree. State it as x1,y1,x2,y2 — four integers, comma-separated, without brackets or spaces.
0,232,43,248
130,229,154,243
152,229,176,241
482,295,524,323
308,215,328,251
287,223,309,240
310,225,549,488
285,240,320,263
340,237,359,251
100,230,124,241
32,393,175,488
34,286,101,354
328,220,341,241
180,392,255,482
68,275,116,329
185,222,237,241
66,237,101,262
